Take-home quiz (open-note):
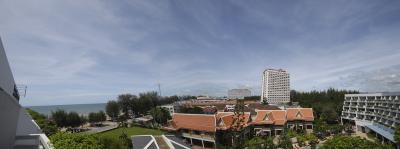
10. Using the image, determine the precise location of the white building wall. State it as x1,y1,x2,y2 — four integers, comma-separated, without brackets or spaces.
0,37,17,97
261,69,290,104
341,93,400,143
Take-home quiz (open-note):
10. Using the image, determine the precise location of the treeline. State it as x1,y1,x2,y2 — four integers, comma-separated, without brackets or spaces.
291,88,359,122
106,91,194,120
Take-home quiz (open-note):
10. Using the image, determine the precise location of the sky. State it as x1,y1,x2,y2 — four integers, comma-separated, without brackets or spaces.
1,0,400,106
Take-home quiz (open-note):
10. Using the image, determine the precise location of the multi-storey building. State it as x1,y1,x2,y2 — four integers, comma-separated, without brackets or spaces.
341,93,400,146
0,37,52,148
228,89,251,99
261,69,290,104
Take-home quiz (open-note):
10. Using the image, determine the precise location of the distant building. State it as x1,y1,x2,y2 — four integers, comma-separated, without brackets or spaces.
228,89,251,99
341,92,400,146
160,105,175,116
261,69,290,104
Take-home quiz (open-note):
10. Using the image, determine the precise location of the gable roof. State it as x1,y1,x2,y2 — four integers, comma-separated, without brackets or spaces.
253,110,286,125
216,112,251,130
286,108,314,121
167,113,216,132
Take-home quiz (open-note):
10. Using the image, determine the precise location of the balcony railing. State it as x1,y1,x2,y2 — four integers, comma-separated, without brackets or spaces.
182,133,215,142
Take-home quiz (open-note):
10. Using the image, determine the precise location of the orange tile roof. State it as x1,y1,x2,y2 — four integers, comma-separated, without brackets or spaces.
252,110,286,125
168,113,216,132
216,112,251,130
286,108,314,121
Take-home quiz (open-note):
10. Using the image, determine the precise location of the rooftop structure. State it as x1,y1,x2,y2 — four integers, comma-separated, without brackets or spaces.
261,69,290,104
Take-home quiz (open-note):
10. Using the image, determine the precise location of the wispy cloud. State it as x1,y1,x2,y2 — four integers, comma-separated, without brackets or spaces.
0,0,399,106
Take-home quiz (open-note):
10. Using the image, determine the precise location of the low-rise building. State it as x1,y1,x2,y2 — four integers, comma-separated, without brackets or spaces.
165,108,315,147
165,113,217,148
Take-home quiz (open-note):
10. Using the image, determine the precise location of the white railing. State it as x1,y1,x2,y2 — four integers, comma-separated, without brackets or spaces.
32,134,53,149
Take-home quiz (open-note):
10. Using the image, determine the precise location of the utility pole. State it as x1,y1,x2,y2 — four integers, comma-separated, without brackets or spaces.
158,83,161,97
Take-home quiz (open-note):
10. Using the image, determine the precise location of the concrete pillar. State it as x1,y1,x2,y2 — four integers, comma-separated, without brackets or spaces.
202,140,205,149
190,138,193,145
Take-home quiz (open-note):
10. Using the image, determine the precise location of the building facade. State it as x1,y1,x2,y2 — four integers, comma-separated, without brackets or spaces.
228,89,251,99
0,37,52,148
165,108,314,148
261,69,290,104
341,93,400,146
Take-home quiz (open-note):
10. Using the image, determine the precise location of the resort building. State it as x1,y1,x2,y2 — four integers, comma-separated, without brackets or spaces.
165,113,217,148
0,37,52,148
261,69,290,104
286,108,314,131
341,93,400,146
165,108,314,148
252,110,287,136
228,89,251,99
251,108,314,137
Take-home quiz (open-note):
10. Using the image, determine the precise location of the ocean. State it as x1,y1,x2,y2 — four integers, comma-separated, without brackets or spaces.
26,103,107,116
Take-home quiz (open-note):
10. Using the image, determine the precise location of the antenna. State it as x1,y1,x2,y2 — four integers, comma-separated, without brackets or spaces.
158,83,161,97
16,84,27,98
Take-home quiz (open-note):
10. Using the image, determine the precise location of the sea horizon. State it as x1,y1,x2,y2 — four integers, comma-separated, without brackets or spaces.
25,103,107,116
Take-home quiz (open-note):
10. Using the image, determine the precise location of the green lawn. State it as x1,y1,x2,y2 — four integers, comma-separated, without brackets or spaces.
99,126,165,139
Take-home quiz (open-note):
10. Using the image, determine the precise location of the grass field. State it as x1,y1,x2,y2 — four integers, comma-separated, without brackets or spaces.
99,126,165,139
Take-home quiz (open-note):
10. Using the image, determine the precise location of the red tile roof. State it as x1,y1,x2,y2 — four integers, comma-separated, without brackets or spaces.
216,112,251,130
286,108,314,121
167,113,216,132
252,110,286,125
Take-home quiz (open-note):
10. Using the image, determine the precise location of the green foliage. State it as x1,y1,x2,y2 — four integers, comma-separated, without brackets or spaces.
50,132,104,149
150,107,171,125
291,88,358,122
88,111,107,124
51,109,68,127
244,137,276,149
279,135,293,149
106,100,120,120
51,110,85,128
26,108,58,136
118,94,134,117
179,106,204,114
395,126,400,144
66,112,84,127
321,135,393,149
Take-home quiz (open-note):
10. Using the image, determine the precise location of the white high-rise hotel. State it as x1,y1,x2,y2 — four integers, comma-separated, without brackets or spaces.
261,69,290,104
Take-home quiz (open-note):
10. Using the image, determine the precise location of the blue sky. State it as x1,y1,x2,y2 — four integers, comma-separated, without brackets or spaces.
1,0,400,106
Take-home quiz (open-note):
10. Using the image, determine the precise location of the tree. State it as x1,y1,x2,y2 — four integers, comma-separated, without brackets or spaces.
88,111,107,125
51,109,68,128
395,126,400,146
150,107,171,125
179,106,204,114
321,135,392,149
106,100,120,121
66,112,84,128
118,94,134,118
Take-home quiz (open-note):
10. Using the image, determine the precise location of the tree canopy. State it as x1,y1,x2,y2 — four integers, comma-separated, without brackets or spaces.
291,88,358,122
321,135,393,149
106,100,120,120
